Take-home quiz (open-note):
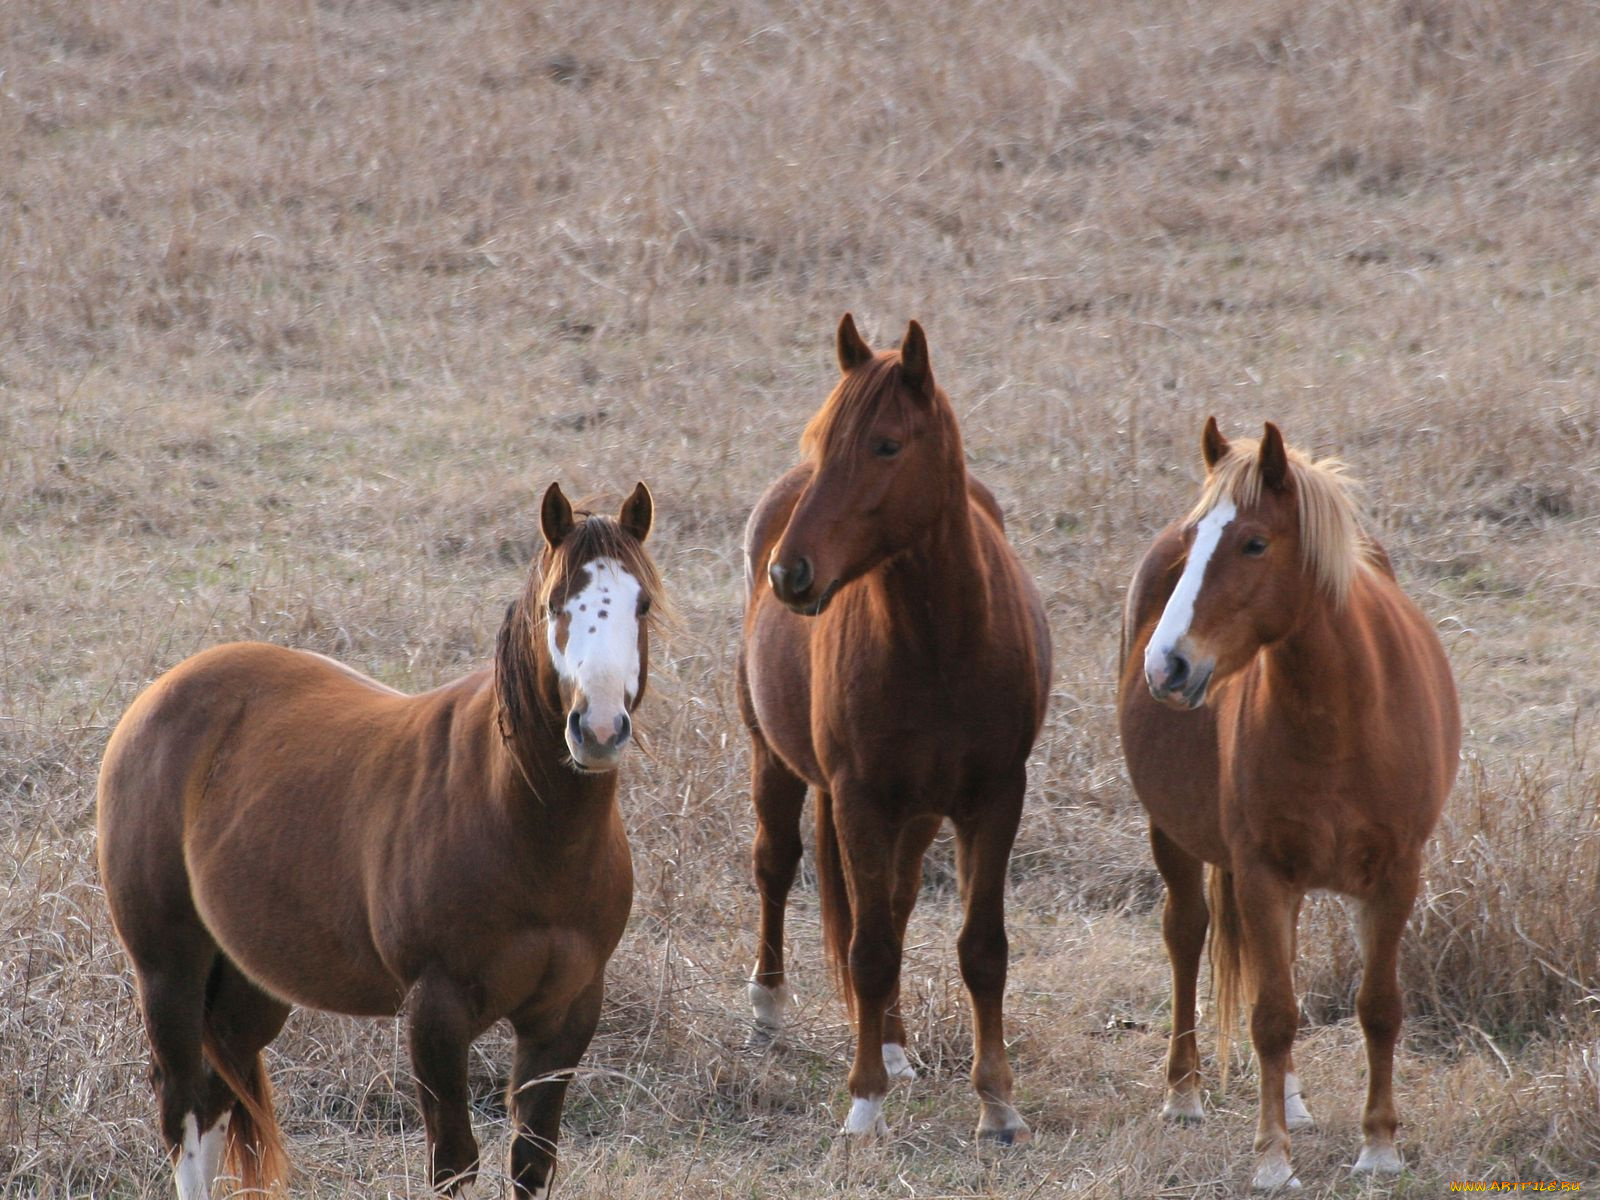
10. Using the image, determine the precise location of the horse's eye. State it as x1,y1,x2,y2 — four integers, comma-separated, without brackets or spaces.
637,595,652,617
874,438,902,459
1242,536,1268,557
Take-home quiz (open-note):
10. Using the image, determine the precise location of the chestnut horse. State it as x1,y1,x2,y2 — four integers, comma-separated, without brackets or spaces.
1118,420,1458,1189
737,315,1051,1142
97,483,661,1200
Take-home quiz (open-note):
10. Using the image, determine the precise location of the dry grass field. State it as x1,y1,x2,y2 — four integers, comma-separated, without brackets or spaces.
4,0,1600,1195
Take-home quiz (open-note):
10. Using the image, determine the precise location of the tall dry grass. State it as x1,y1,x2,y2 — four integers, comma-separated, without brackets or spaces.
3,0,1599,1194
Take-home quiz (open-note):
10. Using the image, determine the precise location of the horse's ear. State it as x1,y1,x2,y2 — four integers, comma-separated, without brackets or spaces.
1201,415,1228,470
619,481,653,543
899,319,934,398
837,312,873,373
1259,422,1290,492
541,481,576,549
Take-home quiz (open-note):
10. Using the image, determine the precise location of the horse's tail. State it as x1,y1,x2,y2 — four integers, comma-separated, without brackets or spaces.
815,790,855,1014
200,1031,289,1194
1207,865,1249,1092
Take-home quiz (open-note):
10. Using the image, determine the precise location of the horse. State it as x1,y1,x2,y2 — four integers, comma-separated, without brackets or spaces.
97,482,662,1200
1117,419,1459,1189
736,314,1051,1143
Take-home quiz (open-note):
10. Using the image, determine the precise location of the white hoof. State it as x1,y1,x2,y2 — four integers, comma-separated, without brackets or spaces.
1251,1153,1302,1191
842,1096,888,1139
748,978,791,1041
882,1042,917,1082
1284,1073,1314,1131
1353,1143,1404,1176
1162,1088,1205,1123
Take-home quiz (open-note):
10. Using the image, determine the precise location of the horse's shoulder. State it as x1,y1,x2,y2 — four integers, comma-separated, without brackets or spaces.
743,463,814,589
965,474,1006,531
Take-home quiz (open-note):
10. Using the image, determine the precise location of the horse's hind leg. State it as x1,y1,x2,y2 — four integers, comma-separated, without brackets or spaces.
1351,872,1420,1176
199,958,291,1190
953,778,1029,1145
1150,826,1207,1123
128,932,232,1200
747,733,807,1043
507,978,605,1200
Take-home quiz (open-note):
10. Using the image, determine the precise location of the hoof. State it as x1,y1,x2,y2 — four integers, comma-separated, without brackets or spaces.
882,1043,917,1083
747,979,791,1045
842,1096,888,1139
976,1103,1031,1146
1252,1150,1301,1191
745,1024,778,1050
1352,1143,1404,1176
1161,1089,1205,1124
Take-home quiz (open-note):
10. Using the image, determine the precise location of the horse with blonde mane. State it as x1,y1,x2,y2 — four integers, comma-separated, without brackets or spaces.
1118,420,1458,1189
738,314,1050,1143
98,483,661,1199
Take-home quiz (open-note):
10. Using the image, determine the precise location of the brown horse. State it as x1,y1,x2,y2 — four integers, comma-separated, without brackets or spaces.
737,315,1051,1142
1118,420,1459,1189
97,482,661,1200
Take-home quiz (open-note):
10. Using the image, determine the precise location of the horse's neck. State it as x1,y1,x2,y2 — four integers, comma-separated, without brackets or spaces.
1255,585,1375,744
491,676,619,841
871,478,989,651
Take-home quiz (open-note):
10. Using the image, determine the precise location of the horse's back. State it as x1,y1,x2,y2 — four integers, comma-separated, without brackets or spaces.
1117,521,1228,865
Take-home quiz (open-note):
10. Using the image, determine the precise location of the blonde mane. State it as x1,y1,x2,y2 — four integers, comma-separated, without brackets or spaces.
1188,436,1376,607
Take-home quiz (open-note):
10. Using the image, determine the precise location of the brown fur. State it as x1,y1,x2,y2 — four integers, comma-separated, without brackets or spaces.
737,315,1051,1142
1117,420,1460,1186
97,484,662,1199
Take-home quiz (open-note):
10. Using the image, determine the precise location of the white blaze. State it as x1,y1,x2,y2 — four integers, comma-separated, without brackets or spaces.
1144,498,1237,684
547,557,643,741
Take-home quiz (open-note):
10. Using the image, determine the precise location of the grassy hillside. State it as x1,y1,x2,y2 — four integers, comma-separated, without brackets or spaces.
3,0,1598,1194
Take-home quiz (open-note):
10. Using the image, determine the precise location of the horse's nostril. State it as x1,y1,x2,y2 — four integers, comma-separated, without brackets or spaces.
566,709,583,744
790,557,813,596
615,712,632,746
1166,652,1190,690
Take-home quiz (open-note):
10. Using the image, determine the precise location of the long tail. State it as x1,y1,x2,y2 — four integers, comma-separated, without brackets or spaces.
1207,865,1249,1092
200,1031,289,1194
815,791,855,1015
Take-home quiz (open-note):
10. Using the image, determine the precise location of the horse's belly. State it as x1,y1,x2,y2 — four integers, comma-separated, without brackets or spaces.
188,851,405,1016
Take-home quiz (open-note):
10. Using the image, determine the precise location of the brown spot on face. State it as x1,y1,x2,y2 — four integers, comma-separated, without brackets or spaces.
598,610,608,619
551,611,573,653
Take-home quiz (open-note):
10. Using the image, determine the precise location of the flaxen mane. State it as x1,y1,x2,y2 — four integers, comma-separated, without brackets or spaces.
1188,436,1376,606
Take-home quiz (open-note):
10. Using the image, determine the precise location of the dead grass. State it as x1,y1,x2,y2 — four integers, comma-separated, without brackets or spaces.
3,0,1600,1195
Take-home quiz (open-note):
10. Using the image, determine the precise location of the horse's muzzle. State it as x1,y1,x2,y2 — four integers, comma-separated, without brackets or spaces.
1146,650,1213,711
768,557,839,616
566,707,632,772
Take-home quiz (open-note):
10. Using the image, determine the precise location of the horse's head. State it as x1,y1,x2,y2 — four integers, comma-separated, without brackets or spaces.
531,481,661,772
1144,418,1366,710
767,313,960,616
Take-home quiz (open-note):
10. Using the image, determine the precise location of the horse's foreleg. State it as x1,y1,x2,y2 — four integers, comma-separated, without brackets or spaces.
953,782,1029,1145
748,738,807,1043
835,794,900,1139
1149,826,1208,1124
1234,866,1302,1191
1352,873,1420,1176
507,980,605,1200
407,979,482,1194
880,816,941,1082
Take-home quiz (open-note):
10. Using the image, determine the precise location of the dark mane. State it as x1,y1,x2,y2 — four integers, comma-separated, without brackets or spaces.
495,512,667,746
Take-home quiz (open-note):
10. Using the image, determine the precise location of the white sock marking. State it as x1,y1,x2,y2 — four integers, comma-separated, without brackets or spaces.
748,978,791,1031
1284,1072,1313,1129
881,1042,916,1082
1144,498,1236,684
842,1095,888,1137
173,1112,209,1200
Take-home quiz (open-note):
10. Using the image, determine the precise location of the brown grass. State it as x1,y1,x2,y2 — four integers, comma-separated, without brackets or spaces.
3,0,1599,1194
